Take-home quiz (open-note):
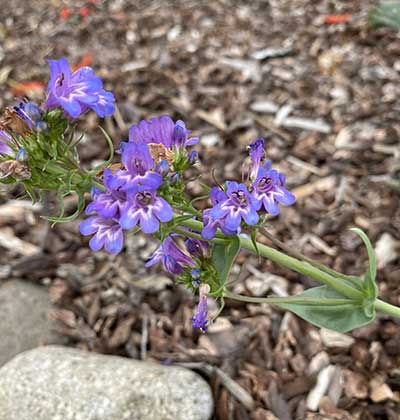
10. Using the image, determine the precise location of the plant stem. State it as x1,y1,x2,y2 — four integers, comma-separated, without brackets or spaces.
176,217,400,320
179,218,363,300
375,299,400,318
224,290,354,306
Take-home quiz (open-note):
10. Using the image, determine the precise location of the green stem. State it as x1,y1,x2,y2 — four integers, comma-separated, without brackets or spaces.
179,218,363,300
176,217,400,319
375,299,400,318
224,290,354,306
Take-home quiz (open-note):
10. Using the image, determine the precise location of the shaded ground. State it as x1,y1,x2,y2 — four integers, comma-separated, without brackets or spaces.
0,1,400,419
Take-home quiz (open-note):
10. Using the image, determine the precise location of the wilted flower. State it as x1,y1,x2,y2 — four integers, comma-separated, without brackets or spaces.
44,57,115,118
0,107,31,136
145,235,195,275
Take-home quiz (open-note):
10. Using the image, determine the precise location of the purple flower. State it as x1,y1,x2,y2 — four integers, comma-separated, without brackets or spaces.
0,131,13,156
146,235,195,275
85,169,127,219
203,182,259,239
79,216,124,254
201,187,237,240
252,165,296,216
13,102,43,129
129,116,198,149
191,295,208,332
188,150,199,165
44,58,115,119
109,142,159,192
155,160,170,177
248,138,265,180
119,189,173,233
185,238,209,258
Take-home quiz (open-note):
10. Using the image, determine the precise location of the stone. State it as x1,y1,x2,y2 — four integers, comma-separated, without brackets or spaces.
342,369,368,400
320,328,355,349
0,346,213,420
0,280,66,366
370,383,394,403
306,365,338,411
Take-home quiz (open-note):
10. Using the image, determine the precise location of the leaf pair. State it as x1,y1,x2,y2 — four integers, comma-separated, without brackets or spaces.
278,228,379,333
215,229,379,333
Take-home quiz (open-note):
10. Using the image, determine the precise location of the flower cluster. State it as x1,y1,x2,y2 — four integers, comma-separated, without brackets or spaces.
44,58,115,119
80,116,198,254
201,138,295,239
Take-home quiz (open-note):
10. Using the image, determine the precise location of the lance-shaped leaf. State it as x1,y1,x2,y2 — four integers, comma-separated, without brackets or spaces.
278,285,375,333
212,235,241,288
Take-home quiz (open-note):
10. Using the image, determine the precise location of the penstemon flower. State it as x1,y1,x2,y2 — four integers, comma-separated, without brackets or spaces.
145,235,195,275
251,163,296,216
202,183,259,240
0,130,12,156
248,137,265,180
191,284,210,332
129,116,199,149
119,188,173,233
79,215,124,254
44,57,115,118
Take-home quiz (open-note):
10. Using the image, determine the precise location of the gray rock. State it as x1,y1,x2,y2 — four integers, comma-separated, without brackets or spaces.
0,280,66,366
0,346,213,420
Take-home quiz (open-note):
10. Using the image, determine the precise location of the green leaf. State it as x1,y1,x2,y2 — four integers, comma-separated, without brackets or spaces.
278,285,375,333
350,228,378,300
212,235,241,288
369,1,400,29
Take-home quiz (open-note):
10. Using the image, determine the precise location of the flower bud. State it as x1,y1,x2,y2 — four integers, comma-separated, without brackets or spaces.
172,122,186,147
35,121,48,133
170,173,180,185
188,150,198,165
191,269,201,280
24,103,42,122
155,160,170,177
16,148,28,163
185,238,209,258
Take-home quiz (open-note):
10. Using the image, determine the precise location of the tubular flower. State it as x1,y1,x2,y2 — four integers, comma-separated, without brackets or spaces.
44,58,115,118
119,187,173,233
107,142,161,193
191,284,210,332
248,137,265,180
129,116,198,149
79,216,124,254
145,235,195,275
0,130,13,156
251,163,296,216
184,237,209,258
201,186,238,240
209,181,259,231
85,169,126,219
